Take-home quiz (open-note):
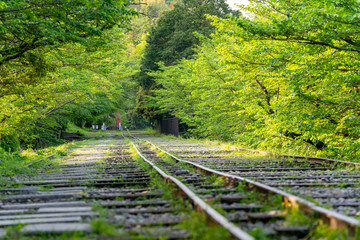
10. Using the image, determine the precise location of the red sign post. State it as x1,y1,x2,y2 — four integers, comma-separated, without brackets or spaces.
116,112,121,129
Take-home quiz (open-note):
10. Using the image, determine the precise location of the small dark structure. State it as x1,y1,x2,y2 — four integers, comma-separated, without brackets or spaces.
158,117,179,137
63,132,84,141
107,125,119,130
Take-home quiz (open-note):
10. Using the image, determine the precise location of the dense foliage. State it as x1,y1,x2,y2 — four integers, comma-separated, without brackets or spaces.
151,0,360,159
4,0,360,161
0,0,136,149
135,0,236,123
121,0,170,128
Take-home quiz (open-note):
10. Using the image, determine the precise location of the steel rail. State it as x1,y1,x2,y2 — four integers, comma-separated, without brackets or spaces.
146,140,360,235
129,141,255,240
127,130,360,168
229,146,360,168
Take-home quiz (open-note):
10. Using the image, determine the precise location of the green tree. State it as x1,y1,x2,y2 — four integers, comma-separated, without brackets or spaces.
151,0,360,160
0,0,137,149
19,25,138,148
117,0,171,128
135,0,237,124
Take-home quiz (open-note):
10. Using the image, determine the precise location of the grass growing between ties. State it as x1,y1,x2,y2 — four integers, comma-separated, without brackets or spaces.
91,218,119,237
141,130,283,166
305,219,352,240
129,142,232,240
142,127,360,164
235,182,354,239
180,211,231,240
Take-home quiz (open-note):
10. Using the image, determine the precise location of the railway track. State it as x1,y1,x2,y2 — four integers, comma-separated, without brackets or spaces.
1,131,359,239
127,131,360,239
0,134,253,239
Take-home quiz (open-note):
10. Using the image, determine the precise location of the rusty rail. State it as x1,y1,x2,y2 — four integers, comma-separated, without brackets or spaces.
147,141,360,235
129,141,255,240
230,146,360,168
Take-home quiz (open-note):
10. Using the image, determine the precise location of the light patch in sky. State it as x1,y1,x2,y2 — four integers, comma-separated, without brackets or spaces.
227,0,249,9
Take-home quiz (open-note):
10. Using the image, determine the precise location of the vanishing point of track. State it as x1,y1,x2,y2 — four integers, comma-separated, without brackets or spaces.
0,131,359,239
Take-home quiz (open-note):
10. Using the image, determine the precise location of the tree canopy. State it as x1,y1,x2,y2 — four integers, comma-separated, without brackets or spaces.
135,0,237,123
150,0,360,159
4,0,360,161
0,0,137,150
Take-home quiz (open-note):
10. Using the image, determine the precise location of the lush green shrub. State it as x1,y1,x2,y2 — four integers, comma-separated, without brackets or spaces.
151,0,360,160
0,133,19,152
